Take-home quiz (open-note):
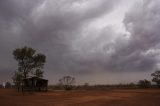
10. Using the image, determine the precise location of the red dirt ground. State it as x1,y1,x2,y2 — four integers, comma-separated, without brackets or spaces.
0,88,160,106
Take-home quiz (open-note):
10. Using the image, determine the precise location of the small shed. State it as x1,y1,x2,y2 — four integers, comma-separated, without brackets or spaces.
22,77,48,91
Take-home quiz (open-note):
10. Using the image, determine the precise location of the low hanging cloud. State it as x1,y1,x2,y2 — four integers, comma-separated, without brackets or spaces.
0,0,119,76
1,0,160,83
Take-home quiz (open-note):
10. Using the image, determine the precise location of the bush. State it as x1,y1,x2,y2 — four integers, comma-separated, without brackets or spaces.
138,79,151,88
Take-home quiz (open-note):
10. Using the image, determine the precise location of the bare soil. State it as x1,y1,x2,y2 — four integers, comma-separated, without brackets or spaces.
0,88,160,106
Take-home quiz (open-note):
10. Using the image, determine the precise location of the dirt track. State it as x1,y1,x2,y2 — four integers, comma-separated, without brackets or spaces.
0,88,160,106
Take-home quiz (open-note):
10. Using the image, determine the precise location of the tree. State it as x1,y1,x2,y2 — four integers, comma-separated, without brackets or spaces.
151,70,160,87
138,79,151,88
12,46,46,85
59,76,75,90
128,83,136,88
5,82,12,88
84,83,89,87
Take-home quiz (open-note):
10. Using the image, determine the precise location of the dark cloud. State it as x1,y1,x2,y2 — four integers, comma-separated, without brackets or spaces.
1,0,160,84
0,0,118,82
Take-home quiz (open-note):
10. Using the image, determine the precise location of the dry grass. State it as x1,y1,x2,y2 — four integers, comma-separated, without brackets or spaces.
0,88,160,106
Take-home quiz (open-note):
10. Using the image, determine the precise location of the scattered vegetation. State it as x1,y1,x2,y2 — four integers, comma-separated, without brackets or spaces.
59,76,75,90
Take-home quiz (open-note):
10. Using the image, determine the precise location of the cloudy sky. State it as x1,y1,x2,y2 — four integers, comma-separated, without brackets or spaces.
0,0,160,85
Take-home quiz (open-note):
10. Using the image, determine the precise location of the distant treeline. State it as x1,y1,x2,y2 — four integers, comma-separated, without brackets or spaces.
0,81,158,90
48,83,158,91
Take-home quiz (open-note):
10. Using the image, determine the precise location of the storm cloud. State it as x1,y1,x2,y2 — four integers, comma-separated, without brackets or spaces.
0,0,160,84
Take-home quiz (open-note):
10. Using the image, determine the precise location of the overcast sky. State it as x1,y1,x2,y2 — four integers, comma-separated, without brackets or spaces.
0,0,160,85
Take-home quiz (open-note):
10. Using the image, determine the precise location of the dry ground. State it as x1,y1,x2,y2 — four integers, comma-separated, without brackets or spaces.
0,88,160,106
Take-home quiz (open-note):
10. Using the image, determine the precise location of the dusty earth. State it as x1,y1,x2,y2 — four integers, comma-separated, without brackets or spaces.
0,88,160,106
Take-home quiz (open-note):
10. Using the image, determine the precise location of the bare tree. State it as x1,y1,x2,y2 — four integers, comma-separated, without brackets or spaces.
59,76,75,90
